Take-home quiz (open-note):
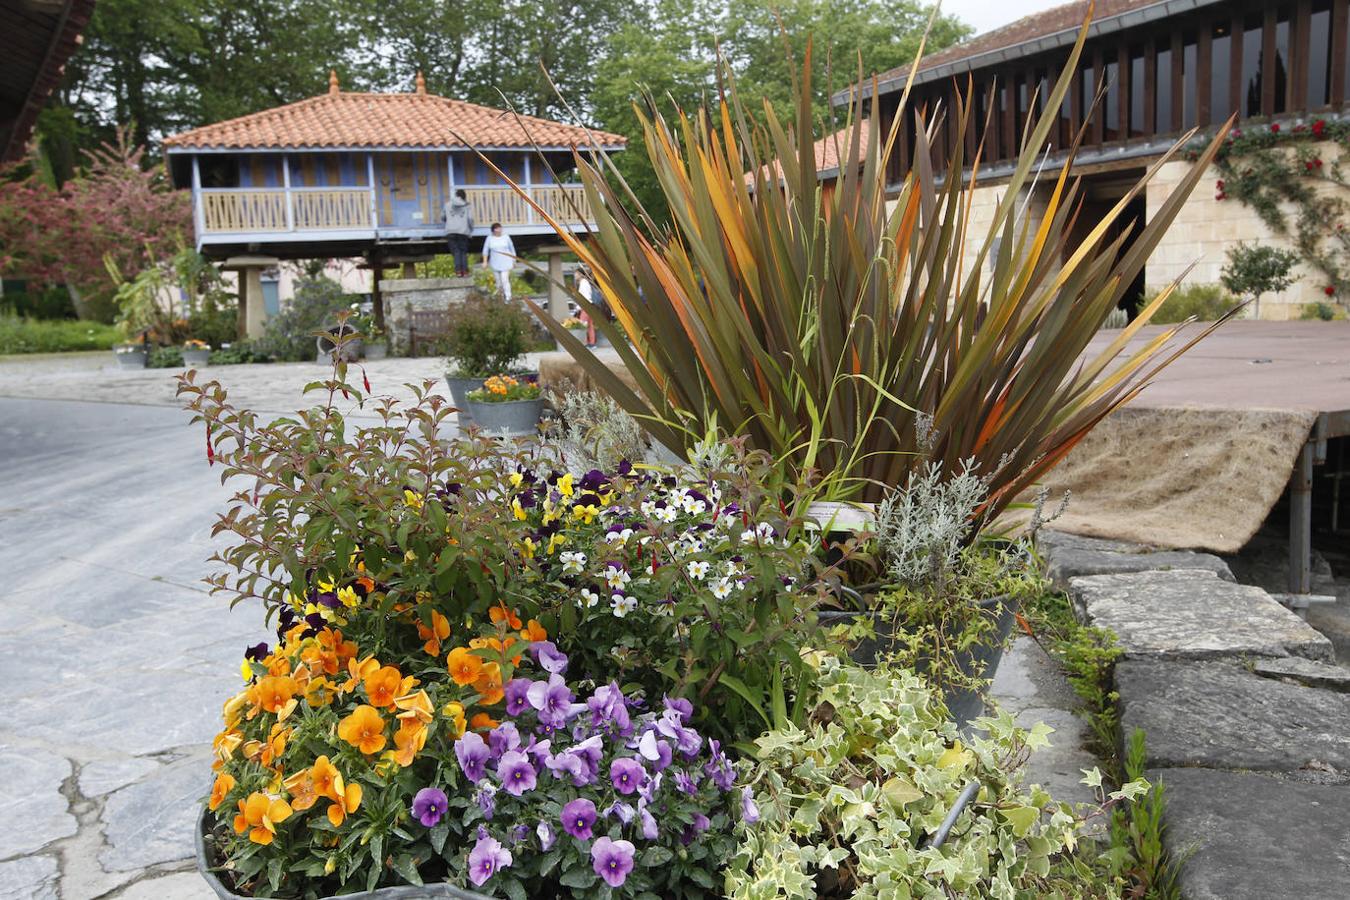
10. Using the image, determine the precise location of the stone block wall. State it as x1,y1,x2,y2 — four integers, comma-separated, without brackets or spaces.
378,277,476,354
1145,140,1347,320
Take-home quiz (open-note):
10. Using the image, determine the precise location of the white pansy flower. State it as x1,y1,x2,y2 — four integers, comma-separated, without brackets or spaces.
604,527,634,546
605,565,632,590
654,505,678,523
579,587,600,608
711,578,733,600
640,500,656,517
611,594,637,617
687,560,710,580
681,495,706,516
560,551,587,574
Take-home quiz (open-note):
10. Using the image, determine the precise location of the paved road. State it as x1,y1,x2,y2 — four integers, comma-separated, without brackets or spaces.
0,397,267,899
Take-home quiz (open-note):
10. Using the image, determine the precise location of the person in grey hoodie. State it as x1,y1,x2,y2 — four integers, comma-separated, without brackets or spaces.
443,189,474,277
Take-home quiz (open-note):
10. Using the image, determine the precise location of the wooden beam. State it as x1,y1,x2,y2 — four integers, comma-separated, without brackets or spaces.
1262,6,1278,115
1231,10,1245,118
1333,0,1347,106
1294,0,1312,111
1198,25,1213,126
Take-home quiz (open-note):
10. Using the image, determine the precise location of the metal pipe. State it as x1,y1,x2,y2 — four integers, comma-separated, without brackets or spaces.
926,779,980,850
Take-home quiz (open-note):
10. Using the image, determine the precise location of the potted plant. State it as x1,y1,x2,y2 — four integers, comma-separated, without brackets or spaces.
463,374,544,435
561,315,587,346
348,303,388,359
114,338,149,369
443,294,531,424
182,339,211,367
176,371,815,898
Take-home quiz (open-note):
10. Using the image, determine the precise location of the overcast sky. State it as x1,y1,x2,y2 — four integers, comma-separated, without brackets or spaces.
941,0,1058,36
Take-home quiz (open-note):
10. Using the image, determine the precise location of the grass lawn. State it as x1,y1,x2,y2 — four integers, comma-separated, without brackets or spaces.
0,315,120,354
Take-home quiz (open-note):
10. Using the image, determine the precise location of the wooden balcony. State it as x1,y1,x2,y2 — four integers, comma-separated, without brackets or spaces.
197,184,593,238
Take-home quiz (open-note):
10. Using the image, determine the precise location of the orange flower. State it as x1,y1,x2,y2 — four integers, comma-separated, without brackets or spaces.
392,719,428,767
309,755,342,802
470,712,499,731
337,704,387,755
355,575,375,594
209,772,236,811
363,665,403,709
213,729,243,765
489,604,523,629
443,701,467,738
475,662,504,705
233,792,292,845
394,689,434,726
447,647,484,686
283,768,319,811
520,619,548,643
417,610,452,656
327,780,362,827
342,655,381,693
251,675,297,715
470,635,522,666
304,675,336,708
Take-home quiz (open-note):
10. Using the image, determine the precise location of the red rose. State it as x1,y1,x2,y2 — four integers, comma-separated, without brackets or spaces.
1216,179,1226,189
1325,285,1336,296
1313,120,1326,136
1271,123,1281,133
1315,158,1323,168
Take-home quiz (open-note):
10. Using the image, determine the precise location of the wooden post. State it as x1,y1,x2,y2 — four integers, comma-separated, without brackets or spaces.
282,153,294,232
367,153,378,229
370,251,385,333
542,245,568,321
1289,439,1314,594
523,155,534,224
236,265,249,341
190,155,205,247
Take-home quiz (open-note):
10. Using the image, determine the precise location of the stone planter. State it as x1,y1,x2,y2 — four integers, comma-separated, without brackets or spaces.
464,398,544,435
445,374,485,424
114,345,147,369
364,342,389,360
818,593,1019,726
182,348,211,368
196,807,490,900
566,327,588,346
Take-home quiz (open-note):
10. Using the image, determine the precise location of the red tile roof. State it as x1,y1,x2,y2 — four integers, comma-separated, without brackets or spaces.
872,0,1164,87
749,126,871,185
164,86,626,151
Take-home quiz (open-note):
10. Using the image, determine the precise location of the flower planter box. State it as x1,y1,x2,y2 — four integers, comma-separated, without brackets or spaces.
445,374,483,424
818,593,1019,727
183,348,212,368
196,807,491,900
114,346,147,369
464,398,544,435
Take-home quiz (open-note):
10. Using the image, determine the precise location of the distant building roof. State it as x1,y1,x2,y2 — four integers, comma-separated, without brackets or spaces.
164,75,626,152
748,125,872,186
841,0,1203,102
1,0,97,162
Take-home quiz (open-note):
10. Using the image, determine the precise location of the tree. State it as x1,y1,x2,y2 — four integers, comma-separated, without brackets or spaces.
0,132,192,322
593,0,970,218
1220,243,1299,319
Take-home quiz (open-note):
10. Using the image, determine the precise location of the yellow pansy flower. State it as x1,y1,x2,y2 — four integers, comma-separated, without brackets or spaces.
557,473,574,497
403,489,424,510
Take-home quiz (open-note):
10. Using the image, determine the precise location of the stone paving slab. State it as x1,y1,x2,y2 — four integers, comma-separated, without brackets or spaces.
0,856,59,900
1253,656,1350,693
1070,569,1333,661
1118,659,1350,775
1147,767,1350,900
0,748,77,859
1040,531,1233,589
100,753,213,873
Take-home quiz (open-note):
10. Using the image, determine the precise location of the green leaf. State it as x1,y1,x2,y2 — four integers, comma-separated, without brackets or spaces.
429,822,449,855
390,853,423,886
640,846,674,867
716,672,771,729
559,865,598,889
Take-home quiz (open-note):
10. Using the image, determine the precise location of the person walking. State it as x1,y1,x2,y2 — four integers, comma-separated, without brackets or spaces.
481,223,516,300
575,266,597,346
443,189,474,277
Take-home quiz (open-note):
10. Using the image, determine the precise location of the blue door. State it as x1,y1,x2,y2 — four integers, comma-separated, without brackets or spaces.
380,155,424,228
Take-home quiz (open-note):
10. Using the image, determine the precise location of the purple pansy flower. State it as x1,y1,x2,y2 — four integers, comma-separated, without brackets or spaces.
410,787,448,827
656,712,702,758
455,732,490,783
468,834,512,886
527,674,575,728
591,836,636,888
544,749,587,785
741,787,761,823
604,800,635,825
610,757,647,795
681,813,711,846
673,769,699,795
637,729,673,771
706,740,736,791
475,782,497,819
663,695,693,722
532,641,569,674
537,820,556,851
588,683,632,735
489,722,522,758
504,678,533,716
560,797,598,840
497,750,537,797
638,803,659,840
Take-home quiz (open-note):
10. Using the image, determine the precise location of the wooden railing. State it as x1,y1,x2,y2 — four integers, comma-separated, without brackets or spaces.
293,189,371,230
198,184,591,234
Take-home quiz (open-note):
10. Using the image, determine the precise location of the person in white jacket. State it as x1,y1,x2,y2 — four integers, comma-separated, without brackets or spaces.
481,223,516,300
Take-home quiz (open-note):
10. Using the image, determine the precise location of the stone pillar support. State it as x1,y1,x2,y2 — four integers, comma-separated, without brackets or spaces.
540,244,569,321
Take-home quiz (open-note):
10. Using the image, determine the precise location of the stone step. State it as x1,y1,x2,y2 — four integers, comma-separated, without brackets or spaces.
1253,656,1350,693
1146,768,1350,900
1117,659,1350,775
1069,569,1332,662
1039,530,1234,589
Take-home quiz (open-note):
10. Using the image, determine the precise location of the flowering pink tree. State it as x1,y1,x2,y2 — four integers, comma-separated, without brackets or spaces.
0,130,193,322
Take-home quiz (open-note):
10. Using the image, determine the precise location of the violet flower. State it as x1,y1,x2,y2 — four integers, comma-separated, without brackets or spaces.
497,750,537,797
591,836,636,888
610,757,647,796
637,730,673,771
489,722,522,758
537,820,556,851
475,782,497,819
527,674,574,728
468,834,512,886
741,787,761,823
560,797,597,840
410,787,448,827
532,641,569,675
504,678,533,716
638,803,659,840
681,813,711,845
455,731,490,783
